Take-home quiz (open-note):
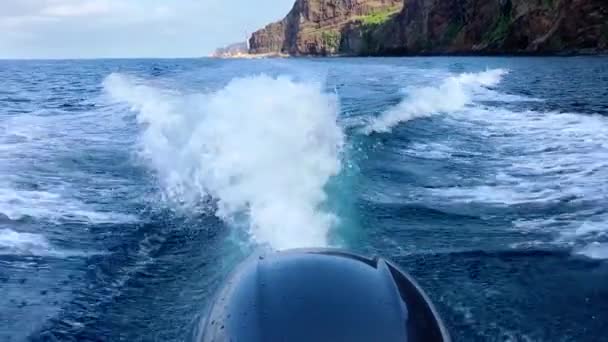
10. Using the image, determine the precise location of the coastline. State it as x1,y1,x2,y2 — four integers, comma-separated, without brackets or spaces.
210,52,289,59
212,51,608,59
246,0,608,60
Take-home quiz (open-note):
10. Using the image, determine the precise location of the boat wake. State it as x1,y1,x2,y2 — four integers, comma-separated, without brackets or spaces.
104,74,345,250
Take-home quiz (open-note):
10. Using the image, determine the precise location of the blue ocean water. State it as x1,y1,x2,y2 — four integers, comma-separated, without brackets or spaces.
1,57,607,341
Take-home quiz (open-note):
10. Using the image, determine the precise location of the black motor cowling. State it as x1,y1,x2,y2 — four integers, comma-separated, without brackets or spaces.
199,249,450,342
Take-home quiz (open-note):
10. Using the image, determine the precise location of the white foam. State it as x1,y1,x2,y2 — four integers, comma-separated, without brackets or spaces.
577,242,608,260
0,99,140,226
399,85,608,257
404,142,454,160
423,107,608,207
354,66,606,258
104,73,344,250
365,69,507,133
0,186,138,224
0,229,50,256
0,229,94,257
573,221,607,237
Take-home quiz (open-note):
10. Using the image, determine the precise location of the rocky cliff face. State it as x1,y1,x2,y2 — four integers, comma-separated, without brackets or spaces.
368,0,608,55
249,0,608,55
249,0,403,55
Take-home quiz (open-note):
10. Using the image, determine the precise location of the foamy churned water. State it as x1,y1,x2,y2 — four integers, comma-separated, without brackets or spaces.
0,229,50,256
365,69,507,133
2,58,607,342
362,68,608,260
104,74,344,250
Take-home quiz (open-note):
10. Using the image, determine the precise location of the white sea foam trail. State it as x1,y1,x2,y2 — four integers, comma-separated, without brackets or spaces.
104,74,344,250
0,186,138,224
0,229,50,256
578,243,608,260
365,69,507,133
0,229,93,257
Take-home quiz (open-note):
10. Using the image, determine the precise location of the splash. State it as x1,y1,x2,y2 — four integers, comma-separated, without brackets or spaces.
365,69,507,133
570,220,608,260
0,229,50,256
104,74,344,250
577,243,608,260
0,186,138,224
0,228,95,257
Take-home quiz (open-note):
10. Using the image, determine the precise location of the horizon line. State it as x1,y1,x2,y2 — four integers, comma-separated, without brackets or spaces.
0,56,216,61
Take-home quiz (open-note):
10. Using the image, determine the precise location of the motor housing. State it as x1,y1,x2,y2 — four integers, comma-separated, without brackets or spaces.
199,249,450,342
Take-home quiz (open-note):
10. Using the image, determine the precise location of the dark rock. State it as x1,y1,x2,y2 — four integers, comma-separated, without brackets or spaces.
249,0,403,55
249,0,608,56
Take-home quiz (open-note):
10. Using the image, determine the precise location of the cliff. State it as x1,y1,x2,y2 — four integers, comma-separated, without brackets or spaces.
249,0,404,55
211,42,249,58
249,0,608,55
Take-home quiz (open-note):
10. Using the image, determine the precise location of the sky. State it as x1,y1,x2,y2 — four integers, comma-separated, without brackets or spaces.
0,0,295,59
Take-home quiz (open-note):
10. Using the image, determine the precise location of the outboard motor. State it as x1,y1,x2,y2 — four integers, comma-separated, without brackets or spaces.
199,249,450,342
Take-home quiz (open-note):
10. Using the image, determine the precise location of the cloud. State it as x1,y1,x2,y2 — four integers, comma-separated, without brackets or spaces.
0,16,54,29
0,1,172,30
0,0,296,58
41,1,114,17
1,0,114,18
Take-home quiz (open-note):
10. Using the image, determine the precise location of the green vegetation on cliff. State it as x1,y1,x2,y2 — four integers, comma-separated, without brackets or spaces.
321,30,341,51
249,0,607,56
357,6,401,27
356,6,401,55
483,13,511,45
443,20,464,45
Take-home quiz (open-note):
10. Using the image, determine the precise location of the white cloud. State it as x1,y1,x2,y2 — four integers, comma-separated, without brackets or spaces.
0,0,108,18
41,1,114,17
0,0,296,58
0,0,147,21
0,15,55,29
0,1,172,30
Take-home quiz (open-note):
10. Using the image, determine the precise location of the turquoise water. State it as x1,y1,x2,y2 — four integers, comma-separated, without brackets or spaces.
1,57,607,341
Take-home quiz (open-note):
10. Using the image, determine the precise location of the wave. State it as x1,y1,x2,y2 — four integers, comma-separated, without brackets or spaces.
577,242,608,260
103,73,345,250
357,67,608,260
0,186,138,225
564,218,608,260
389,87,608,259
0,229,90,257
364,69,507,133
0,229,50,256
